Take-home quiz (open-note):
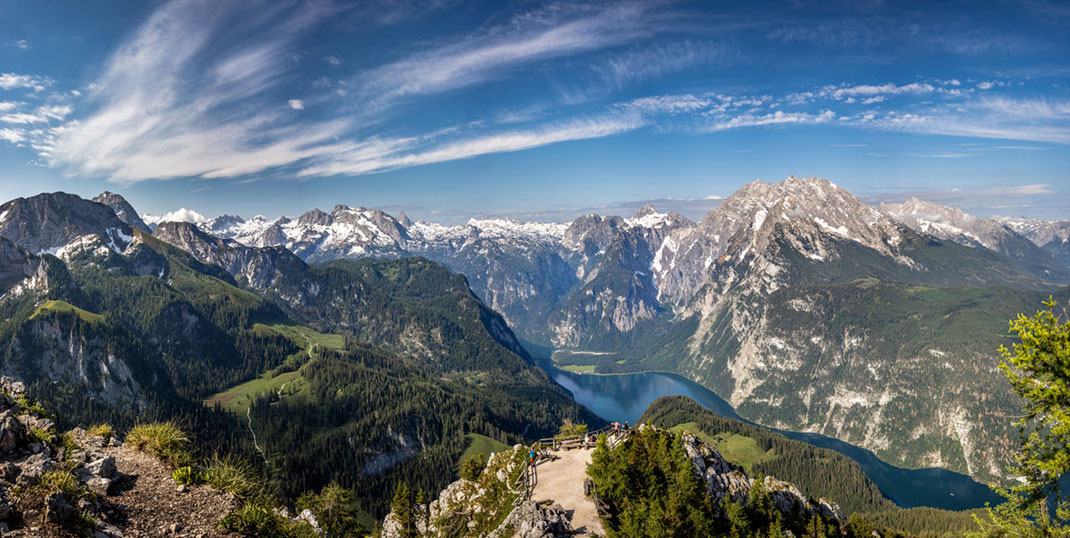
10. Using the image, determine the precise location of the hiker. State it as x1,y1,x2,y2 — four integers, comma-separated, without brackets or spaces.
624,421,629,431
529,447,536,465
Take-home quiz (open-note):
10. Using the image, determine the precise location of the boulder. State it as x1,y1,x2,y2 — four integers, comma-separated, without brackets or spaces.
85,456,117,479
0,462,20,483
87,476,113,497
17,453,55,486
489,500,572,538
0,415,24,453
0,377,26,396
45,492,77,524
296,508,326,536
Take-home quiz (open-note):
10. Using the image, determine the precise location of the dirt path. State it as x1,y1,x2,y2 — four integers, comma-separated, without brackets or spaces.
103,445,239,537
530,448,604,536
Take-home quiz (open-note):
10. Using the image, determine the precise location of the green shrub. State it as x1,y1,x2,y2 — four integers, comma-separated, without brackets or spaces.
171,466,201,486
29,425,55,445
201,455,256,497
126,422,191,468
554,420,587,440
15,394,50,418
219,496,317,537
86,424,113,440
296,482,364,537
460,453,486,481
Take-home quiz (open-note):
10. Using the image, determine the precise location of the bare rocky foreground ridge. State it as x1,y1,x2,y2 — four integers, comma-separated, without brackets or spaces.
0,377,243,537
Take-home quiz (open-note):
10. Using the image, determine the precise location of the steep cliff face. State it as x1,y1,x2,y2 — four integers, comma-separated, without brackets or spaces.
92,192,151,233
6,314,149,410
662,180,1052,484
0,192,134,255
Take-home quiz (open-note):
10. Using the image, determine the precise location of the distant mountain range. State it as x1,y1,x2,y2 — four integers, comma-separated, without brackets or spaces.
138,176,1070,485
0,178,1062,490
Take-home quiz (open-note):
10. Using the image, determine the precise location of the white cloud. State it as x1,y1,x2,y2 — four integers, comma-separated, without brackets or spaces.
0,73,50,91
357,4,655,105
50,0,347,182
0,128,25,144
0,102,19,112
592,41,725,89
152,208,209,224
623,94,712,114
288,99,304,110
0,112,47,124
299,113,645,177
823,82,936,100
704,110,836,132
325,55,343,66
14,40,30,50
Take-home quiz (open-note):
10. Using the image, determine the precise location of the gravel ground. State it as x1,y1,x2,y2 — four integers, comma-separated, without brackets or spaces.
101,446,239,537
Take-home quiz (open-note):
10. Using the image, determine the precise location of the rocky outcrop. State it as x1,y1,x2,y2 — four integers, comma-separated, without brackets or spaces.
679,430,842,525
487,500,571,538
0,376,128,536
0,238,34,294
381,446,575,538
93,192,151,233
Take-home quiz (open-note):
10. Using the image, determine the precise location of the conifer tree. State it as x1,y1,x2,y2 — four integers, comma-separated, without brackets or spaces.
972,298,1070,536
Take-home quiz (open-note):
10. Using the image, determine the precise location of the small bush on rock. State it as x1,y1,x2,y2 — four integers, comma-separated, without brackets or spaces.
459,453,486,481
126,422,191,467
172,466,201,486
85,424,113,440
202,455,256,496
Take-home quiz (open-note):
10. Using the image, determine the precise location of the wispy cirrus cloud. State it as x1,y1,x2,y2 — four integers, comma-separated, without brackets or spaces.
299,112,645,177
49,0,346,182
355,2,658,107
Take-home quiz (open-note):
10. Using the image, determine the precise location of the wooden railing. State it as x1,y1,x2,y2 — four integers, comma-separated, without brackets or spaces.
585,478,611,518
511,456,538,506
534,424,624,451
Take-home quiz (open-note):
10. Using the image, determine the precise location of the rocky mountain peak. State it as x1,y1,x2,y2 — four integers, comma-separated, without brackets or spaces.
633,203,658,219
92,192,151,233
396,210,413,228
0,192,133,255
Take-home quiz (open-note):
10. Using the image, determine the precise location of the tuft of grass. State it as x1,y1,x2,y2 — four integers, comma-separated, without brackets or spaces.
126,422,191,468
172,466,201,486
86,424,113,440
201,455,257,497
29,425,55,445
13,464,97,534
15,394,50,418
219,496,318,537
60,431,79,462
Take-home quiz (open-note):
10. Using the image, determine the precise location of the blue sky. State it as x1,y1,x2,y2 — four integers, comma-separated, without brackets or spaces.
0,0,1068,223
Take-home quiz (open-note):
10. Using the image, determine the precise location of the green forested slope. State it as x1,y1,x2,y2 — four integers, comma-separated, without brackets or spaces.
640,396,980,537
